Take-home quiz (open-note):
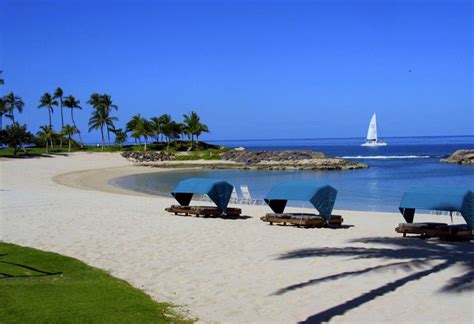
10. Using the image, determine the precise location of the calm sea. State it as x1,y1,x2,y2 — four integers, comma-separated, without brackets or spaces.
111,136,474,212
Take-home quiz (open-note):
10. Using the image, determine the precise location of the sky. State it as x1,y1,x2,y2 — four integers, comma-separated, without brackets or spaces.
0,0,472,142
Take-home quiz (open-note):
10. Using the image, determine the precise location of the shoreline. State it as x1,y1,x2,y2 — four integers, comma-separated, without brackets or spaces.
54,165,399,214
2,152,472,323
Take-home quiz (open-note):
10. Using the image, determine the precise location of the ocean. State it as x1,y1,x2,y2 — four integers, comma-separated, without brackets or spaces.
111,136,474,212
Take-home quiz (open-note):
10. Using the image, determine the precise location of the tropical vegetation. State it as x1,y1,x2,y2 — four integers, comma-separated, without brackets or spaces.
36,125,54,153
61,124,80,152
0,123,34,155
0,69,212,156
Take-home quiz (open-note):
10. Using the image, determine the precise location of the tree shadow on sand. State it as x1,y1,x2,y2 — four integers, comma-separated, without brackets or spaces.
0,254,62,279
274,237,473,323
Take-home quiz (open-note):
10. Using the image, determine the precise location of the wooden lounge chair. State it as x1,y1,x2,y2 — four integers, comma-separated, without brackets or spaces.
165,205,242,218
395,222,473,240
261,213,343,228
397,188,474,240
395,222,449,238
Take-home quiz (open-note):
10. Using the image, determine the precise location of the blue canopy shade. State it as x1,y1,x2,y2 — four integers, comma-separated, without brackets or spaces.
171,178,234,211
264,181,337,219
399,187,474,229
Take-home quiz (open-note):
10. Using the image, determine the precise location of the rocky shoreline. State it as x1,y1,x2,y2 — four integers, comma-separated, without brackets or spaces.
441,150,474,165
122,149,367,171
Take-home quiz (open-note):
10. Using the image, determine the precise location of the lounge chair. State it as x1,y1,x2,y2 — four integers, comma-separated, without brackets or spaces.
261,213,343,228
261,181,342,228
240,185,260,205
396,188,474,240
165,205,242,217
230,188,239,204
165,178,242,218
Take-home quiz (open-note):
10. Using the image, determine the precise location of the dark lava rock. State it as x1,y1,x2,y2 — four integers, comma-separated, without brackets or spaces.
221,150,326,164
121,151,175,162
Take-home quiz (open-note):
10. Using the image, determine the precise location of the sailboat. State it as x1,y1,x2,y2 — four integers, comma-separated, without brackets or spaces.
361,113,387,147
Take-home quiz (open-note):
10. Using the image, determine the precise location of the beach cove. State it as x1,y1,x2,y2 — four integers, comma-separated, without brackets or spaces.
1,152,472,323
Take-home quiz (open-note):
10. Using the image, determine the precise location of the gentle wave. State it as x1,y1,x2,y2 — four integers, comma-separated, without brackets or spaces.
338,155,431,159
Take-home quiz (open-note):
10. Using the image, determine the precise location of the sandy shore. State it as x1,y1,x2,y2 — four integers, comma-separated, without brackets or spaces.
1,152,472,323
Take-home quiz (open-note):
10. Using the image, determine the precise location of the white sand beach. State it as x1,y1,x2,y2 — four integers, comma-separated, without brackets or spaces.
1,153,472,323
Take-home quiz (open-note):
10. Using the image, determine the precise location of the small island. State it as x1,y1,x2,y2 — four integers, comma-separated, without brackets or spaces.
121,148,367,171
441,150,474,165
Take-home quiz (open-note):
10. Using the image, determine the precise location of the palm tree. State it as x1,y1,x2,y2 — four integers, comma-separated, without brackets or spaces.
61,124,79,152
88,95,118,151
195,123,209,147
3,92,24,123
150,116,162,143
127,115,152,151
0,70,4,85
114,128,127,149
36,125,53,153
159,114,175,150
162,121,182,150
63,95,83,145
87,93,102,109
183,111,209,150
53,88,65,148
38,92,58,128
101,94,118,147
158,114,171,142
88,94,118,147
126,114,143,145
88,107,107,151
0,98,6,130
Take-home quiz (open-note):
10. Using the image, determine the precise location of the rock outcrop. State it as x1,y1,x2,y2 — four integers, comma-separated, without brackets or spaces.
219,150,367,170
221,150,325,164
441,150,474,165
121,151,174,162
123,149,367,171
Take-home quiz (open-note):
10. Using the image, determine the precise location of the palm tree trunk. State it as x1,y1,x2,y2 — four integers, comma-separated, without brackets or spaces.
71,109,83,146
68,136,72,152
0,115,2,130
144,137,147,151
47,109,54,150
11,110,15,123
45,140,49,153
60,101,64,150
107,129,111,147
100,126,105,151
60,101,64,130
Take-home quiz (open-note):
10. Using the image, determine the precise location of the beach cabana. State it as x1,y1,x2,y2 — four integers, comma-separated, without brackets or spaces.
396,187,474,239
165,178,241,217
261,181,342,228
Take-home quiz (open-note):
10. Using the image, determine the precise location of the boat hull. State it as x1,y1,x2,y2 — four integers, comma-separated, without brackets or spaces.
361,142,388,147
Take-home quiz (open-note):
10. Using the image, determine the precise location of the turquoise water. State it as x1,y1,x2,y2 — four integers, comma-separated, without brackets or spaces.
111,136,474,212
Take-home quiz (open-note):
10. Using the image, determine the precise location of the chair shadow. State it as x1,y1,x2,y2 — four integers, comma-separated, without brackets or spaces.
265,224,354,229
203,214,253,220
273,237,473,323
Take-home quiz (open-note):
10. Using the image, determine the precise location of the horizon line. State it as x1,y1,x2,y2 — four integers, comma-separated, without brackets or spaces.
205,134,474,142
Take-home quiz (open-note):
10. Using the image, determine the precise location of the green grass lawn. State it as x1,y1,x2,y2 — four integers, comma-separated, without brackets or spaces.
0,242,192,323
0,141,228,158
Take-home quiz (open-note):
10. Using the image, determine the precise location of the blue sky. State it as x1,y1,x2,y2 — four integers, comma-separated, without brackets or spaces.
1,0,472,142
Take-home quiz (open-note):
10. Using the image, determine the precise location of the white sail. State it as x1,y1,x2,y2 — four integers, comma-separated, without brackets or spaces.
366,113,378,141
361,113,387,146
